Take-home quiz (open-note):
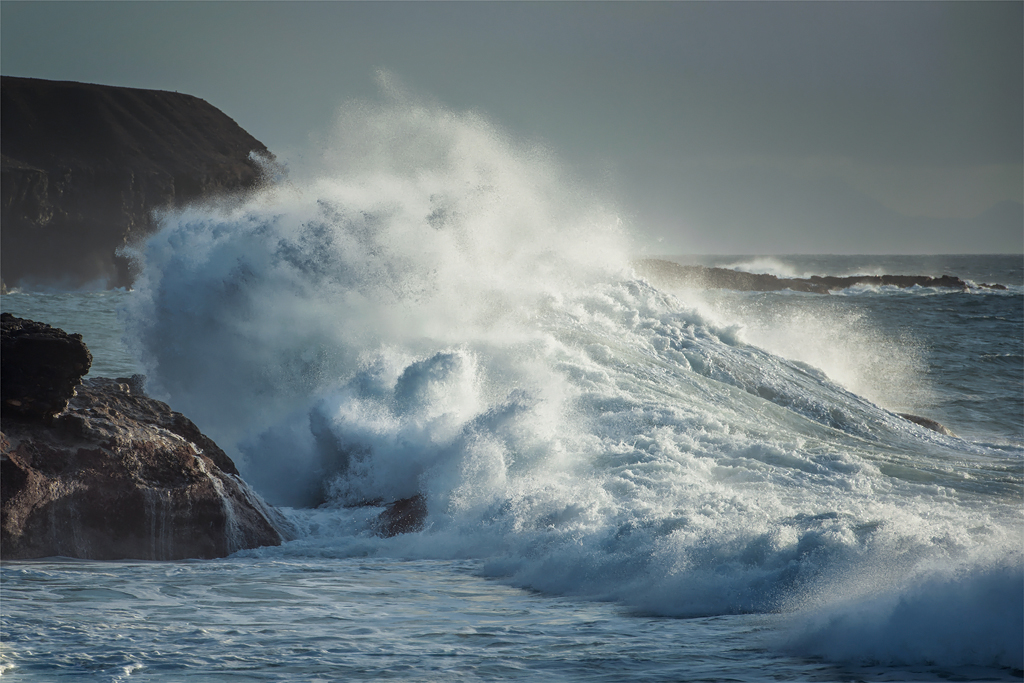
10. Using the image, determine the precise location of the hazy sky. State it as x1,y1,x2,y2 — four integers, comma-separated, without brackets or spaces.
3,1,1021,254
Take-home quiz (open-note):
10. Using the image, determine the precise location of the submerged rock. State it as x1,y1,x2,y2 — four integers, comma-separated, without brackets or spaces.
375,495,428,537
1,317,286,560
898,413,957,437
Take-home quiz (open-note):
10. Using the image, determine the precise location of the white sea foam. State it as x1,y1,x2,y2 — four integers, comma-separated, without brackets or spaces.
671,291,931,411
122,80,1023,672
783,562,1024,670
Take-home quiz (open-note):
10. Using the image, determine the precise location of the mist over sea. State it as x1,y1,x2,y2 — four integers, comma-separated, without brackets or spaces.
2,93,1021,681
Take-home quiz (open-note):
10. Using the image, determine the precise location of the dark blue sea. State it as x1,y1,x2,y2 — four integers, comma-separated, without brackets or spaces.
1,102,1021,681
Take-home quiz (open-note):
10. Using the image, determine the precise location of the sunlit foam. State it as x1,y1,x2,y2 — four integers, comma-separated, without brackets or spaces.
122,77,1022,671
686,293,930,411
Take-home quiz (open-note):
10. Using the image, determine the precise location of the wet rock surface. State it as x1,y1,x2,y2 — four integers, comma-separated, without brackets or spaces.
1,317,285,560
375,495,428,537
635,261,831,294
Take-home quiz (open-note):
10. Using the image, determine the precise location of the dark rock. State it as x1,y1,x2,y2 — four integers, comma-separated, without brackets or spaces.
634,260,830,294
1,76,273,289
634,259,1007,294
898,413,957,437
806,274,972,291
1,312,92,419
375,494,427,537
1,377,285,560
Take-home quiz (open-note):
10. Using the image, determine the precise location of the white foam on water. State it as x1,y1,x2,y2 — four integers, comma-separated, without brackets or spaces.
123,78,1023,672
783,562,1024,670
669,289,931,411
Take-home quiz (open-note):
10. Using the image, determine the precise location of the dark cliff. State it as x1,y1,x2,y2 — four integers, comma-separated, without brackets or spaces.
1,77,271,289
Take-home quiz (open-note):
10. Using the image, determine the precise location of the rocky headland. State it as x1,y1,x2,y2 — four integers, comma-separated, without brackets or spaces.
634,259,1008,294
1,313,286,560
1,76,272,289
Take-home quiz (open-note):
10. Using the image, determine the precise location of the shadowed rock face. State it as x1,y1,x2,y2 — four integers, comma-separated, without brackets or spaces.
1,313,92,419
1,76,272,289
1,316,286,560
898,413,956,437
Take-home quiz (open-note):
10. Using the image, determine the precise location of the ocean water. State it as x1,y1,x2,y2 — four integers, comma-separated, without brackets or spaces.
2,94,1022,682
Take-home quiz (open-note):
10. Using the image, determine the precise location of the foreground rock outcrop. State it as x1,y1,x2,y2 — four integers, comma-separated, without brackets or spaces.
1,77,272,289
634,259,1008,294
1,316,284,560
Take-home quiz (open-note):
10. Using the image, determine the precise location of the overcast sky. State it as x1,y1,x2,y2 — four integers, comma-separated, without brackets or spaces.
3,1,1021,254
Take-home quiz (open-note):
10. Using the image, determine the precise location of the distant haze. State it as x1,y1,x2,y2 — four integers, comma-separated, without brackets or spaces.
2,1,1021,254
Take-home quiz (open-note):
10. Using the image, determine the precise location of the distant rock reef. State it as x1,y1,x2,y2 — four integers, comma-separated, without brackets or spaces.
1,77,271,289
634,259,1007,294
1,313,286,560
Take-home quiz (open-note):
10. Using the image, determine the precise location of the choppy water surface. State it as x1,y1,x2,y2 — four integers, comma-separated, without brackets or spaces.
4,557,1019,682
1,93,1020,681
0,289,142,379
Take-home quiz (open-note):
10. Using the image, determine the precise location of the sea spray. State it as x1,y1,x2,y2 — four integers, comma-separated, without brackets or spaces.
122,83,1022,670
685,290,929,411
124,78,630,459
